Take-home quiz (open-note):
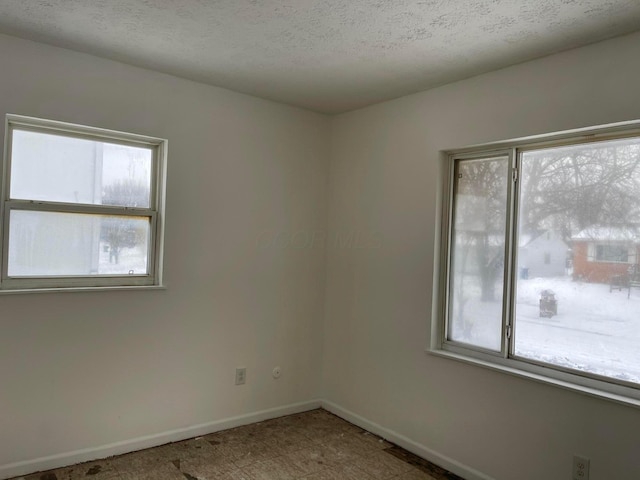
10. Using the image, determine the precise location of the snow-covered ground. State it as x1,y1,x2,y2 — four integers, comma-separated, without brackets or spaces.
514,276,640,384
97,241,147,275
450,275,640,385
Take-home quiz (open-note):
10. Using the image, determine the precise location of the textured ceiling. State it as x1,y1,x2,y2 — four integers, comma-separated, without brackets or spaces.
0,1,639,114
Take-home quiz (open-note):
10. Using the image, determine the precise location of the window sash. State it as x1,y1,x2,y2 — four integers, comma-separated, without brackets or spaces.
437,126,640,400
1,203,157,287
444,151,516,358
5,123,160,208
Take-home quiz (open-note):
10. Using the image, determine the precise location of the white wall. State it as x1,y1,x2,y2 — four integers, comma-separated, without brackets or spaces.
323,32,640,480
0,34,329,475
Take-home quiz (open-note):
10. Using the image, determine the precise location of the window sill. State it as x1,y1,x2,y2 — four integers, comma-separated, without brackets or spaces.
0,284,167,295
426,348,640,409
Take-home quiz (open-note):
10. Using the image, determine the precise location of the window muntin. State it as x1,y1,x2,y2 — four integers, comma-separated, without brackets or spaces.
2,116,166,290
439,129,640,399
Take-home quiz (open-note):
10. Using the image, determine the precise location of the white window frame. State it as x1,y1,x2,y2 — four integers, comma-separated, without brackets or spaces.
1,115,167,292
430,120,640,408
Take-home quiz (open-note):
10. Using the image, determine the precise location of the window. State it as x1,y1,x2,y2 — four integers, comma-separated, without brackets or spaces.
595,244,628,263
434,122,640,404
1,115,166,290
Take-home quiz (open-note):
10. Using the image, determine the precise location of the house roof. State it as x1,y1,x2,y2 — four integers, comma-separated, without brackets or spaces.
519,229,568,248
518,231,546,248
572,226,640,242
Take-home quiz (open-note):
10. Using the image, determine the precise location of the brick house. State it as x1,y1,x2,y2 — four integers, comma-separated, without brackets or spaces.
571,226,640,283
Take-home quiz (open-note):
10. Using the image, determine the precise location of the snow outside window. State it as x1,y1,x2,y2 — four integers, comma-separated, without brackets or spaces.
436,124,640,404
1,115,167,290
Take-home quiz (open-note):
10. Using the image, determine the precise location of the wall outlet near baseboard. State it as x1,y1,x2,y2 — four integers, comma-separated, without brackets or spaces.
573,455,590,480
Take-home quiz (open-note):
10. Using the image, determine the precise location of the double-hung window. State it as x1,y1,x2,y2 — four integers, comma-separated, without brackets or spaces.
434,121,640,404
1,115,166,290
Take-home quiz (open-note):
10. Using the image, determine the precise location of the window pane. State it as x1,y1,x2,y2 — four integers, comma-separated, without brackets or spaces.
448,156,509,351
8,210,150,277
515,137,640,384
10,130,152,207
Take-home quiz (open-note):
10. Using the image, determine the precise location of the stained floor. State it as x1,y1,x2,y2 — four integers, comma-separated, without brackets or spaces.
11,409,464,480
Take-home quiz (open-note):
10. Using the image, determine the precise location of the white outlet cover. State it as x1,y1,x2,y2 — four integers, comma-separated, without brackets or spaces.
572,455,590,480
272,367,281,379
235,367,246,385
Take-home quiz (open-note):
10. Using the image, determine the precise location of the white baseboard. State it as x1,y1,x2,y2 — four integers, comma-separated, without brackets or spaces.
0,399,321,480
321,400,495,480
2,399,493,480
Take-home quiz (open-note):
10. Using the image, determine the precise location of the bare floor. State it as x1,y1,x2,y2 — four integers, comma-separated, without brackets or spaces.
12,409,463,480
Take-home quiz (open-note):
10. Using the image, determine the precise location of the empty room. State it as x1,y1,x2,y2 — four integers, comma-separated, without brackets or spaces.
1,1,639,480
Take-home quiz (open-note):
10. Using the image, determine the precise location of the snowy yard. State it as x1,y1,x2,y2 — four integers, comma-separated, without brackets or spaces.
514,276,640,384
452,275,640,385
97,241,147,275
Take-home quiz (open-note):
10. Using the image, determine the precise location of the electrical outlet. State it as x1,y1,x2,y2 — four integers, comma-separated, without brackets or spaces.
272,366,281,379
235,367,246,385
573,455,590,480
